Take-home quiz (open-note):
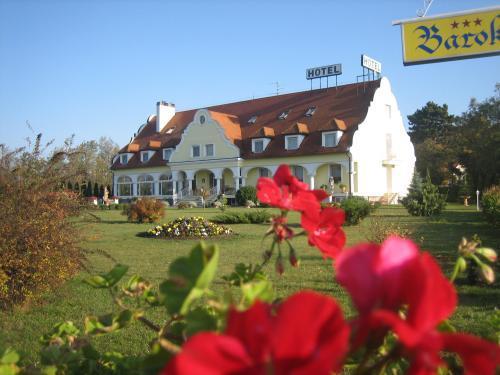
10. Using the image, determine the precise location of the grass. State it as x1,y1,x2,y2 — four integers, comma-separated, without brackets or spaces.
0,204,498,365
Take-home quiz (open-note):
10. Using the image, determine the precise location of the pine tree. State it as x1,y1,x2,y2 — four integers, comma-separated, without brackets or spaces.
107,184,112,197
67,181,73,190
74,182,80,194
402,170,446,216
99,184,105,197
86,181,93,197
93,182,99,197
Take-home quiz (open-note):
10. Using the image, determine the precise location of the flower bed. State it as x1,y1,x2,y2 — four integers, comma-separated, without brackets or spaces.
147,216,233,238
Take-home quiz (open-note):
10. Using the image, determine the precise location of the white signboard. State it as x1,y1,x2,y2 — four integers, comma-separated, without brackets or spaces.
306,64,342,80
361,55,382,73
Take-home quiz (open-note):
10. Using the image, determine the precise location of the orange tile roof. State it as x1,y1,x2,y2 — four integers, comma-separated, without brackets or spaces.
112,80,380,170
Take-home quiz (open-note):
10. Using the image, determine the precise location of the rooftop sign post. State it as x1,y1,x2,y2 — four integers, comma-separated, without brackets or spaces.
306,64,342,90
393,6,500,65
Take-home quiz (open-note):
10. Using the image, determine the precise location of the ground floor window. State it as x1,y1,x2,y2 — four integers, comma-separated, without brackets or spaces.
117,176,133,196
259,168,270,177
290,165,304,182
329,164,342,183
137,175,154,196
159,174,173,195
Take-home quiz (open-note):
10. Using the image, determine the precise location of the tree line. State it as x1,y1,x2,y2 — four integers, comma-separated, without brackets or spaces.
408,84,499,200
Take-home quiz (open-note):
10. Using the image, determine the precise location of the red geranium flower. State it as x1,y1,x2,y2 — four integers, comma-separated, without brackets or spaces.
162,291,350,375
301,207,346,259
257,165,328,212
336,236,500,374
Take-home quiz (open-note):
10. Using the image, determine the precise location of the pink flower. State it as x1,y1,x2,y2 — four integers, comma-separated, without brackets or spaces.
162,291,350,375
336,236,500,374
301,207,346,259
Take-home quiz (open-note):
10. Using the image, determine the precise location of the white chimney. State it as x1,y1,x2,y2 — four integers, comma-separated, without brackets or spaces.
156,101,176,132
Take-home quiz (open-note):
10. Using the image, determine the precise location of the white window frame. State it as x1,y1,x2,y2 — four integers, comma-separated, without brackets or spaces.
252,138,270,153
141,151,151,163
191,145,201,158
205,144,215,157
163,148,173,161
322,131,343,147
120,154,128,164
329,164,342,183
259,168,270,177
285,135,304,151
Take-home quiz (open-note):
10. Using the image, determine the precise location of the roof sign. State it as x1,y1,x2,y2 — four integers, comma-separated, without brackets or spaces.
393,6,500,65
361,55,382,73
306,64,342,80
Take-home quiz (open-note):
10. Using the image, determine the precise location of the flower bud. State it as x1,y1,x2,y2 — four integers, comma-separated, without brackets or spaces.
289,249,299,268
457,256,467,273
476,247,497,263
480,263,495,284
275,256,285,275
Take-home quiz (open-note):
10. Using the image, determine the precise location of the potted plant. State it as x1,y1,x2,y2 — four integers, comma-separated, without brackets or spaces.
339,183,347,193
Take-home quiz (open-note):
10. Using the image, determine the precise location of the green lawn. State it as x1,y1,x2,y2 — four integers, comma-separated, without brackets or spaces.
0,204,498,366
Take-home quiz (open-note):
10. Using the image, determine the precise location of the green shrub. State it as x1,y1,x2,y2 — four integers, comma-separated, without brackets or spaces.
211,210,272,224
401,172,446,216
340,196,372,225
236,186,257,206
123,198,165,223
177,201,197,209
482,185,500,226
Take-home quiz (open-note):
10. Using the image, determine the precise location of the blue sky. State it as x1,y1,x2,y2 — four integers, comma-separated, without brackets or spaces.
0,0,499,150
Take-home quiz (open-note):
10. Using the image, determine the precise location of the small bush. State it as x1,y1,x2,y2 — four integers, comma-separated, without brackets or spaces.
147,217,232,238
482,185,500,226
123,198,165,223
401,172,446,217
236,186,257,206
177,201,197,209
211,210,272,224
365,219,413,244
340,196,372,225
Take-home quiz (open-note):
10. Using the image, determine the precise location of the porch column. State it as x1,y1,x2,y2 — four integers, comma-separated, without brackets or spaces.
234,176,240,191
241,177,246,187
308,173,315,189
188,179,193,194
112,175,118,198
216,178,221,195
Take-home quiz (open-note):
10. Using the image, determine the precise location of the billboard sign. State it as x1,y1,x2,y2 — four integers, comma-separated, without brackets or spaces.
306,64,342,80
361,55,382,73
393,6,500,65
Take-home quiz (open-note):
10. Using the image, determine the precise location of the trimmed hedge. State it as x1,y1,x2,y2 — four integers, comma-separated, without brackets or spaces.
340,196,372,226
211,210,272,224
236,186,257,206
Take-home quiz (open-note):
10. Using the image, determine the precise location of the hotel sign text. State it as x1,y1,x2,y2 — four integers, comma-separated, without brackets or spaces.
306,64,342,80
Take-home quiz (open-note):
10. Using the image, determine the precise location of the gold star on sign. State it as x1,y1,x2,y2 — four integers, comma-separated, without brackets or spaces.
474,18,482,26
451,20,459,29
463,19,470,27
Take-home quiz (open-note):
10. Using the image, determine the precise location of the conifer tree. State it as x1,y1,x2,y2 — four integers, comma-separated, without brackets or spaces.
86,181,93,197
93,182,99,197
67,181,73,190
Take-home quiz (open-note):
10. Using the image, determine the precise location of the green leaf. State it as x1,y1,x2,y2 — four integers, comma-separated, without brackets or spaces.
84,310,133,335
40,321,80,345
241,280,274,306
84,264,129,289
185,307,218,337
0,349,19,365
159,242,219,315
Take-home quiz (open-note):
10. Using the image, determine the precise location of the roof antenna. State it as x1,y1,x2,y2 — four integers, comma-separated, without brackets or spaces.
417,0,434,17
270,81,282,96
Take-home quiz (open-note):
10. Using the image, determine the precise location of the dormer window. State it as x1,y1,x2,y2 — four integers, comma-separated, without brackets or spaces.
141,151,150,163
248,115,258,124
285,135,304,150
278,110,290,120
305,106,317,117
252,138,270,153
166,127,175,134
322,131,343,147
120,154,128,164
163,148,173,161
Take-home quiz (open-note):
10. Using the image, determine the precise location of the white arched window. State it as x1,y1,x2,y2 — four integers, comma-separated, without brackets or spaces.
137,175,154,196
117,176,133,196
159,173,173,196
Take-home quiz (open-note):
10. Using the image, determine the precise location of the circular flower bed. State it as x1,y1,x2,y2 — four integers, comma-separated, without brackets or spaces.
147,216,233,239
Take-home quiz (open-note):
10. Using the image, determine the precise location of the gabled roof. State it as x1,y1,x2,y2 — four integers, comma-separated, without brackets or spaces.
112,79,381,170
